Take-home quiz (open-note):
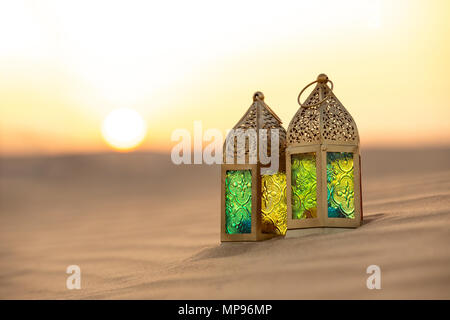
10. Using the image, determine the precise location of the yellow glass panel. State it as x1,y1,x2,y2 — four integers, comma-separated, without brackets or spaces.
261,172,287,235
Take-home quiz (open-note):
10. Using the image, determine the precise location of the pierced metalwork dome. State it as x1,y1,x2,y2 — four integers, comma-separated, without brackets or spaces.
287,74,359,146
224,91,286,164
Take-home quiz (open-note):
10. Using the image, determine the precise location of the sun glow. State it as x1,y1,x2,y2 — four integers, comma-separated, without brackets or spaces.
1,1,450,155
101,108,147,151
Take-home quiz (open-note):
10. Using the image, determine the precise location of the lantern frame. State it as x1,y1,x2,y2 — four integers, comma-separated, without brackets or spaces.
220,92,287,242
286,74,362,230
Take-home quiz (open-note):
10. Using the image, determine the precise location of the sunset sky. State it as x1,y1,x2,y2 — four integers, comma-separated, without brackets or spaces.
1,0,449,155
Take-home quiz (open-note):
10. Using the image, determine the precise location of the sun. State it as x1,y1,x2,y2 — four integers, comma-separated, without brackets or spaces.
101,108,147,151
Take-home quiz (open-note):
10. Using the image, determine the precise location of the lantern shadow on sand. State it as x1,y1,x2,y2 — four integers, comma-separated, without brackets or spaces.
221,92,288,242
286,74,363,229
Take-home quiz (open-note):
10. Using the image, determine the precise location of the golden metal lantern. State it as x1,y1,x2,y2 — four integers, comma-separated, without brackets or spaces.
221,92,287,241
286,74,362,229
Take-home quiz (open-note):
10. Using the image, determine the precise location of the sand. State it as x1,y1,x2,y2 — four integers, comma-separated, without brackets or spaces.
0,148,449,299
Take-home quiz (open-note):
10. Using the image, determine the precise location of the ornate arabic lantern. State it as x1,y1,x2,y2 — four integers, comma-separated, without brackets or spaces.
221,92,287,241
286,74,362,229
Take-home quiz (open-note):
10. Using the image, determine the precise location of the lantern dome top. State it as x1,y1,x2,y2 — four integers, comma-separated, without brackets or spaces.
223,92,286,163
287,74,359,146
233,91,284,131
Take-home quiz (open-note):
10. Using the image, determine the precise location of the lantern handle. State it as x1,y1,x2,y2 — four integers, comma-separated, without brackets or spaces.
298,74,334,108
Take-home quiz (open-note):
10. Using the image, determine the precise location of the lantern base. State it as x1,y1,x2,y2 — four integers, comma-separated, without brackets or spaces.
285,227,354,238
221,232,283,242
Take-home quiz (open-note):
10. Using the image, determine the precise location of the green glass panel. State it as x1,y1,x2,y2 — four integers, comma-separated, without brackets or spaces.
291,153,317,219
261,172,287,235
225,170,252,234
327,152,355,219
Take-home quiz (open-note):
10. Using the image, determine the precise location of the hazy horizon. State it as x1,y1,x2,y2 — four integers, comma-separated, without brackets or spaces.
1,0,450,156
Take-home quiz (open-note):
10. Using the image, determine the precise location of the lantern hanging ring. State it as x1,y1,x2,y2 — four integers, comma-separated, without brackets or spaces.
297,74,334,108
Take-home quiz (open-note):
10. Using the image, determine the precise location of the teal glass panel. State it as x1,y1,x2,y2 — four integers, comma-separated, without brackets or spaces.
327,152,355,218
225,170,252,234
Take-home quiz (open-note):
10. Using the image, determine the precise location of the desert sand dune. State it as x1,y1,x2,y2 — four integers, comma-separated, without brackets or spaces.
0,148,449,299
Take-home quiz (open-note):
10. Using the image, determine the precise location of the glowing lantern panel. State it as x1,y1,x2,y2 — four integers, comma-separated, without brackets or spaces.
327,152,355,219
225,170,252,234
261,172,287,235
291,152,317,219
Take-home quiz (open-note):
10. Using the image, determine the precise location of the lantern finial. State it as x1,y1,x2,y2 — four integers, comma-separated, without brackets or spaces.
253,91,265,101
317,73,328,83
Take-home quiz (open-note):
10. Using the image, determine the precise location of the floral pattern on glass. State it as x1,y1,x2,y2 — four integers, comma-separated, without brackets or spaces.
327,152,355,219
291,153,317,219
225,170,252,234
261,172,287,235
